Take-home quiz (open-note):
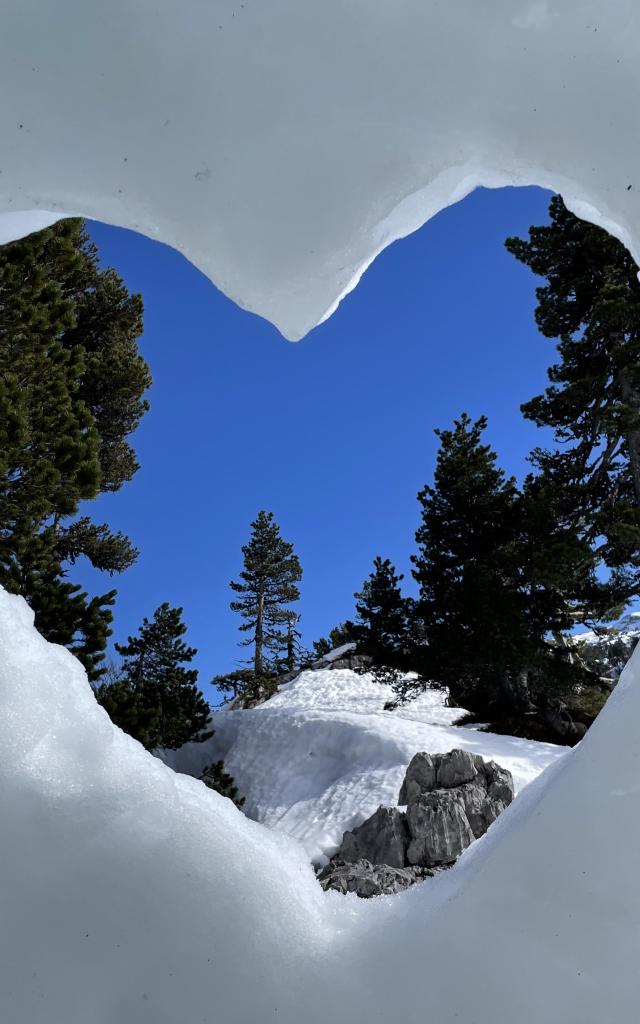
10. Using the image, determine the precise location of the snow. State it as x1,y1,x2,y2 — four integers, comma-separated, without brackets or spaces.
167,669,567,863
3,5,640,1018
312,641,357,665
1,3,640,339
4,581,640,1023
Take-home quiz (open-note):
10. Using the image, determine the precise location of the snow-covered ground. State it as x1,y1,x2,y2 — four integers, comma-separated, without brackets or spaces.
166,669,567,864
4,585,640,1023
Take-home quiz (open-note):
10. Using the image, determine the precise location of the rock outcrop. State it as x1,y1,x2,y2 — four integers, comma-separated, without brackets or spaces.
317,859,441,898
320,749,514,897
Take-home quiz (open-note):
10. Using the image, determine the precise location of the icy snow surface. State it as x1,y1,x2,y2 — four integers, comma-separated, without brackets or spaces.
1,2,640,338
167,669,567,863
3,584,640,1023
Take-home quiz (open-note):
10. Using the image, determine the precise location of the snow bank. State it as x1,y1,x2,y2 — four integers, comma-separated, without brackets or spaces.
168,669,566,863
3,583,640,1023
1,2,640,338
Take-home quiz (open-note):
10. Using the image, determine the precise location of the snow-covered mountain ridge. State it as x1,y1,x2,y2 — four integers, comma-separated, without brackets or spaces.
166,669,567,864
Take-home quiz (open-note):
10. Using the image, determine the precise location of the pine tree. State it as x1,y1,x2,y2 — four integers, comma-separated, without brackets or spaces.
0,219,151,678
200,761,245,808
312,622,356,658
95,603,211,750
229,510,302,684
505,196,640,619
352,557,409,676
407,415,567,714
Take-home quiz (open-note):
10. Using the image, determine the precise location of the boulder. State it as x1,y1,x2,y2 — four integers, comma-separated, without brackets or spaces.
317,858,440,898
406,790,475,867
398,752,437,805
339,806,408,869
436,748,478,789
324,749,514,897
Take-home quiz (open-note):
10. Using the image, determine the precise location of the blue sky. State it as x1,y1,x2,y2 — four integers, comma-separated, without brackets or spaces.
75,185,556,698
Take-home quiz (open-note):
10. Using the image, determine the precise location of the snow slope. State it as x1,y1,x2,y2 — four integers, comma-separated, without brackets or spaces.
167,669,567,863
1,2,640,338
3,584,640,1023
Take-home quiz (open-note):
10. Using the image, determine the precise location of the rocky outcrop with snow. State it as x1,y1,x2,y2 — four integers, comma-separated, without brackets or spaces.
319,750,514,897
167,668,564,864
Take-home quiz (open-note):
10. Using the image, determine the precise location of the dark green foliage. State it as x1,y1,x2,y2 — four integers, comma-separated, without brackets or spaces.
200,761,245,808
95,603,211,750
229,510,302,676
312,621,356,659
95,676,161,751
505,196,640,617
399,414,585,714
0,219,151,678
211,667,278,707
352,557,410,680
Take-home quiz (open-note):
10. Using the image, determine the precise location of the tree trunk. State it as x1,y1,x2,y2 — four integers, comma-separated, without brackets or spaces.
500,668,535,712
254,591,264,676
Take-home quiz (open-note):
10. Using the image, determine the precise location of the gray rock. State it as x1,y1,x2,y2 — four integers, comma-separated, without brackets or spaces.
398,752,437,804
339,805,408,868
406,790,476,866
317,858,440,898
325,750,515,896
436,748,478,789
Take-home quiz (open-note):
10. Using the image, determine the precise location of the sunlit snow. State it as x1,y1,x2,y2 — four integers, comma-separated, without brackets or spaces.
167,669,566,863
3,585,640,1023
1,2,639,338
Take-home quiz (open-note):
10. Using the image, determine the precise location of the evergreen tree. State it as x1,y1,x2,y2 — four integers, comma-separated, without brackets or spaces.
405,414,580,714
95,603,211,750
211,668,259,704
505,196,640,619
0,219,151,678
200,761,245,808
229,510,302,682
312,621,356,659
282,611,304,673
352,557,410,676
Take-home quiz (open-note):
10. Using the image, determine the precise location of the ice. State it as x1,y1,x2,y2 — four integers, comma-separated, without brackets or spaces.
1,2,639,339
167,669,567,863
3,582,640,1022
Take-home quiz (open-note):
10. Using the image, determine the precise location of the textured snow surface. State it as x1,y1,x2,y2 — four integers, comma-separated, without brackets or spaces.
1,2,640,338
3,584,640,1023
168,669,566,863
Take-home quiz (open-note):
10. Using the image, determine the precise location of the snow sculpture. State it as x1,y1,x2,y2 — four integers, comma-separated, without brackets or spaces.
2,3,640,1021
2,584,640,1024
1,1,639,340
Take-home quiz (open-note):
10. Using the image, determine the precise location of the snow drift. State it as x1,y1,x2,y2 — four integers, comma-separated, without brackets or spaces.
2,584,640,1023
167,669,566,863
1,2,640,339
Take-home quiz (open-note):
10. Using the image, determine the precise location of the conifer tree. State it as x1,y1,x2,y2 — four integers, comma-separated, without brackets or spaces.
229,510,302,682
0,219,151,678
505,196,640,619
312,622,356,659
406,414,574,714
352,557,409,675
95,603,211,750
200,761,245,808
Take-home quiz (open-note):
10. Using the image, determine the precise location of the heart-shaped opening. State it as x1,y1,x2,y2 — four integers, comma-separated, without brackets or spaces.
2,182,639,1024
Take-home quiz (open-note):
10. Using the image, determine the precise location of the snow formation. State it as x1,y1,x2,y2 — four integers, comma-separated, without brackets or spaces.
3,3,640,1019
1,2,640,338
167,669,566,864
3,584,640,1023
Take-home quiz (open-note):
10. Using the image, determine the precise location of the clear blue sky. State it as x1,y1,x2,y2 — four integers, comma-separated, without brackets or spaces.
74,185,556,698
